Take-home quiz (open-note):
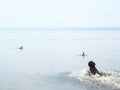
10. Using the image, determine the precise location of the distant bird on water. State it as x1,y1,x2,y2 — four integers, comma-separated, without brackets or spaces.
19,46,23,50
78,52,87,58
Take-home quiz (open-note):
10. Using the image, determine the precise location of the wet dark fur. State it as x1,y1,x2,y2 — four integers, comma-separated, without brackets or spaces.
88,61,100,75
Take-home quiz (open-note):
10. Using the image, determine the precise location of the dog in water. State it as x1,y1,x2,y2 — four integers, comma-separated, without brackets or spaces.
88,61,102,76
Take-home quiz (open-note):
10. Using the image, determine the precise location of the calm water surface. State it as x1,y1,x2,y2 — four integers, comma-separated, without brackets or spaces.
0,30,120,90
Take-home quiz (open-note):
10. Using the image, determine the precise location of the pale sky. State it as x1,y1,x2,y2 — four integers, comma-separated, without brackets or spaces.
0,0,120,27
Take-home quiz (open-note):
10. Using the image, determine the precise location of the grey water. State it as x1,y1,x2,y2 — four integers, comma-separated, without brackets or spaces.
0,30,120,90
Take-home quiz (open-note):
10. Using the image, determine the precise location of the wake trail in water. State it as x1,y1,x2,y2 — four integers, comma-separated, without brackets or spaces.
68,68,120,90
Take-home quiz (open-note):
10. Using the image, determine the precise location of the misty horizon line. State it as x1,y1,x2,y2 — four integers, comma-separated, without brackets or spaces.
0,27,120,30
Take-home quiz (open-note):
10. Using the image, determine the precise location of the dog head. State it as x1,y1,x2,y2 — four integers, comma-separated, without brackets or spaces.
88,60,96,67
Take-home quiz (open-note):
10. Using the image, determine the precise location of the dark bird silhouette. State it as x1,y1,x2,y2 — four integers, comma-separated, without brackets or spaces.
78,52,87,58
81,52,85,56
19,46,23,50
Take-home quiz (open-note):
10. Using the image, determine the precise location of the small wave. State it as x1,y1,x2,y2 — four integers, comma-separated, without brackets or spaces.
68,68,120,90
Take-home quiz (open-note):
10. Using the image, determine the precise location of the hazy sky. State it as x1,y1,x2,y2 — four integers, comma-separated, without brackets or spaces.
0,0,120,27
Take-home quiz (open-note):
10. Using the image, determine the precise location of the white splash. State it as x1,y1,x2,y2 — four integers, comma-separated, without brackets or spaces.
69,68,120,89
